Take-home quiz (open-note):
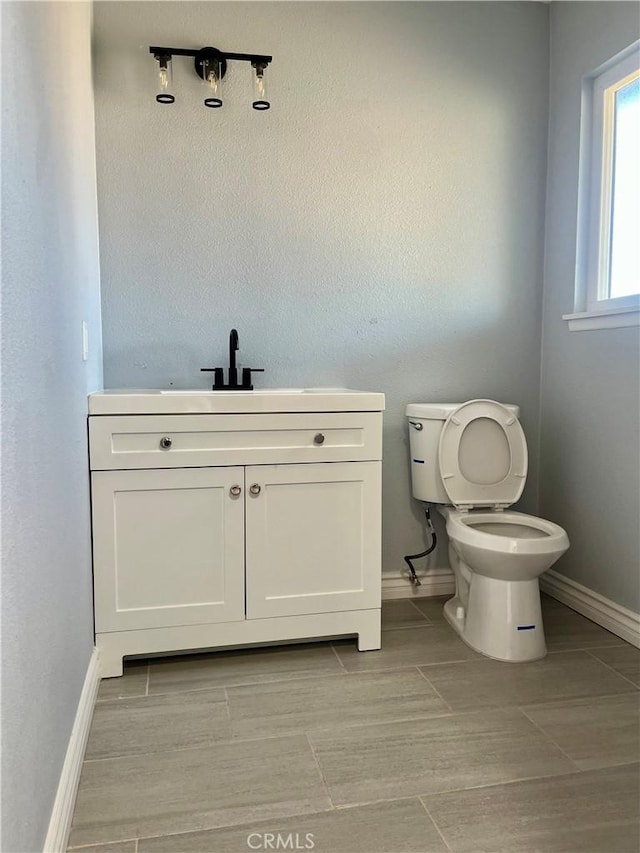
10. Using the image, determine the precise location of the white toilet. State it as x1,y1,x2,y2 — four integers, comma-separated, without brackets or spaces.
406,399,569,662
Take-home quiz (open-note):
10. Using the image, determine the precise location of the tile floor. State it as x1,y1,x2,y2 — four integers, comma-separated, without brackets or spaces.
69,596,640,852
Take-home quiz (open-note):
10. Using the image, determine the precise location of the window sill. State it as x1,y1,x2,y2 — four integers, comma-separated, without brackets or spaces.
562,305,640,331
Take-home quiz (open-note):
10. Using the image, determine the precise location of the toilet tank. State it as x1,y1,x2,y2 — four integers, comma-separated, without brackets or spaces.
406,402,520,503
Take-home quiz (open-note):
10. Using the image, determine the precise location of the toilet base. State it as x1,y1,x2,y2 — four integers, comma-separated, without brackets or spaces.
444,574,547,662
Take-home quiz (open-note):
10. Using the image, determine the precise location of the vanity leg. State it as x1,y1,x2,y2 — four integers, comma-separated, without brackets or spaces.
357,609,382,651
97,639,124,678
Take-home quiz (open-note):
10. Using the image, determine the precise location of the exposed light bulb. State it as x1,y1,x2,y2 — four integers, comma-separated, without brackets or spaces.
252,65,270,111
155,55,174,104
203,58,223,108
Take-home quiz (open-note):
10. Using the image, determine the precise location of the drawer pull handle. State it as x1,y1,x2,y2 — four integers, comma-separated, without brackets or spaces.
159,436,172,449
230,485,242,497
314,433,325,445
250,483,262,496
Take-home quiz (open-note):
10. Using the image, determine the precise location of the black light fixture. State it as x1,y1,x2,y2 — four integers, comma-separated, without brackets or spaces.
149,45,272,110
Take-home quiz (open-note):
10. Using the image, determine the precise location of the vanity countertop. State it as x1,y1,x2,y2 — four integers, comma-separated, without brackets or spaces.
88,388,386,415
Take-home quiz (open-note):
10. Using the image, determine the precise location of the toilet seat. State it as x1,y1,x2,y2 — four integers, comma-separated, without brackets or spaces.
442,508,568,557
438,399,528,510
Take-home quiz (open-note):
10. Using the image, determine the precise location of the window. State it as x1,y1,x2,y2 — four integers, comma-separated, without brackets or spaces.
565,42,640,331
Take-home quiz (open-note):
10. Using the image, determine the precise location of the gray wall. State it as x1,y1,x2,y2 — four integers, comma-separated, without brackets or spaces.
93,1,550,574
0,2,103,850
540,2,640,611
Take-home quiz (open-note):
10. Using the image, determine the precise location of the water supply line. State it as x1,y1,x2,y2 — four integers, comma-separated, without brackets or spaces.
403,506,437,586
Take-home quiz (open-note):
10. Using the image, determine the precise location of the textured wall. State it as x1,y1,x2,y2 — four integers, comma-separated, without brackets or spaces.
93,1,549,572
540,3,640,611
0,3,103,850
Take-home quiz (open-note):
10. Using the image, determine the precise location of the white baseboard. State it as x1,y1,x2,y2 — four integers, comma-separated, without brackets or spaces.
541,570,640,649
382,567,455,600
44,647,100,853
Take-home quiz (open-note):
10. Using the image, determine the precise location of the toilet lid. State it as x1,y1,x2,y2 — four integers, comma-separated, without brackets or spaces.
438,399,528,510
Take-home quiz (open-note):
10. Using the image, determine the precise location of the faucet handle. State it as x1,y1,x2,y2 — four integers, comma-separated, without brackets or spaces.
200,367,225,389
241,367,265,390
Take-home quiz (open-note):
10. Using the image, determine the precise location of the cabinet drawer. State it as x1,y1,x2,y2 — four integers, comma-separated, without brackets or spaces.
89,412,382,470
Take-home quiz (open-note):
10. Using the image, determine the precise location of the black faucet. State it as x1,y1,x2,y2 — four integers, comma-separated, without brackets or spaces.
228,328,239,387
201,329,264,390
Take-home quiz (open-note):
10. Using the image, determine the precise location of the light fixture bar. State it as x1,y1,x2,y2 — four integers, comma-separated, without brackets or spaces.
149,46,272,67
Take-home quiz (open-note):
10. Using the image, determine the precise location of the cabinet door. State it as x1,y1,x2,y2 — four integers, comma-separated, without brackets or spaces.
92,467,245,632
245,462,381,619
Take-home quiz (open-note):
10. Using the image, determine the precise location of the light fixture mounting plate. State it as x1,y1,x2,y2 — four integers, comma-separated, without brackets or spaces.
194,47,227,81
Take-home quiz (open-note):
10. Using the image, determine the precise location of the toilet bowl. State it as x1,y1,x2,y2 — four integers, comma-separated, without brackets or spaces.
441,506,569,661
443,508,569,581
406,399,570,662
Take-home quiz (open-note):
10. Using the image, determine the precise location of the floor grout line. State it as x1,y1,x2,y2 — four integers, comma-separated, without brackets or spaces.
419,796,452,852
326,658,479,676
583,649,640,689
518,688,640,711
407,596,437,624
517,707,582,771
92,686,229,706
329,643,348,672
72,802,336,851
68,837,138,851
546,644,629,655
312,763,605,811
96,693,152,705
80,732,318,763
415,666,454,712
133,669,350,698
305,733,337,810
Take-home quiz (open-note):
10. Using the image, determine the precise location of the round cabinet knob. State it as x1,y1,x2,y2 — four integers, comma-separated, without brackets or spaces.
314,433,325,445
229,485,242,497
249,483,261,496
159,436,172,449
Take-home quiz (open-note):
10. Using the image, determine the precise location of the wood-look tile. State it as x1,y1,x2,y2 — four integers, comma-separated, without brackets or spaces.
589,644,640,686
410,596,450,623
542,599,625,650
69,735,331,848
138,798,447,853
68,842,136,853
381,600,432,630
310,708,573,806
522,693,640,770
97,662,148,701
85,689,229,760
423,763,640,853
419,650,637,711
333,624,478,672
223,670,449,739
148,642,343,694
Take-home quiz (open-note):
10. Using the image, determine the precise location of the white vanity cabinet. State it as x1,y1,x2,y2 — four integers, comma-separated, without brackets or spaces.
88,390,384,677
